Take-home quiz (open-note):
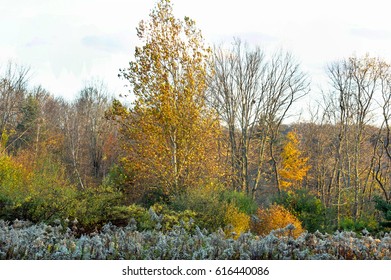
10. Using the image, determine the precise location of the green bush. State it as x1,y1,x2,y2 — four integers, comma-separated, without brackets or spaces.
103,164,134,192
220,190,257,215
71,186,121,230
170,183,228,231
0,154,32,221
169,183,254,233
374,196,391,229
23,157,80,223
273,189,329,232
106,203,197,232
0,153,126,230
103,164,170,207
107,204,147,226
339,216,379,233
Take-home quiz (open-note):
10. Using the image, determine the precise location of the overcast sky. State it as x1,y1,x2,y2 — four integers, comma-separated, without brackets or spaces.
1,0,391,102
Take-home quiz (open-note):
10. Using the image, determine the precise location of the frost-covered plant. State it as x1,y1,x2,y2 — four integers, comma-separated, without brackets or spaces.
1,219,391,260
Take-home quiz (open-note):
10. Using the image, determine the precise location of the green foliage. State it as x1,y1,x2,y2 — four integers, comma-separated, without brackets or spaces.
0,154,31,220
273,189,329,232
107,204,147,227
140,186,170,208
150,203,197,232
24,157,79,223
374,196,391,221
339,216,379,233
0,152,124,230
1,130,9,150
170,184,228,231
106,203,196,232
103,163,171,207
103,163,134,193
169,184,252,234
372,196,391,229
220,190,257,215
73,186,123,230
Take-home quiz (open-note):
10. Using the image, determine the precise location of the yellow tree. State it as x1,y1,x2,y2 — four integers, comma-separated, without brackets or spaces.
118,0,222,196
278,131,310,190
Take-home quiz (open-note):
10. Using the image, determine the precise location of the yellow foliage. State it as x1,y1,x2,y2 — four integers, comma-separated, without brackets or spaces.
0,154,29,195
251,204,304,238
279,131,310,190
224,203,250,238
117,0,224,195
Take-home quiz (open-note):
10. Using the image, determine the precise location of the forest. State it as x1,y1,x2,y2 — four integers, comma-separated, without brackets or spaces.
1,0,391,259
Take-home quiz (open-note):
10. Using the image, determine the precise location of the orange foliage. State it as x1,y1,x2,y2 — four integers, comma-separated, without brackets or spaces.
251,204,304,238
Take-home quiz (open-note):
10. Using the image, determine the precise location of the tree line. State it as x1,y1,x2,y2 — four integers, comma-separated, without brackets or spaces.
1,0,391,234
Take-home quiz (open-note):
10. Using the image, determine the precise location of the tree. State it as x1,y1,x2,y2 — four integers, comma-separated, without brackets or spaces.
0,61,30,138
63,80,116,189
373,60,391,203
259,51,309,195
118,0,222,196
208,39,267,194
324,55,387,223
208,42,309,197
279,131,310,190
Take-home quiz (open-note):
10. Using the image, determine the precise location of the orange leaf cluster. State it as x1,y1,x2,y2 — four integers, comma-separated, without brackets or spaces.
251,204,304,238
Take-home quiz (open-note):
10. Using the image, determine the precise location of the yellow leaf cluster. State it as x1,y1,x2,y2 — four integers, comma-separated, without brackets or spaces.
279,131,310,190
251,204,304,238
224,203,250,238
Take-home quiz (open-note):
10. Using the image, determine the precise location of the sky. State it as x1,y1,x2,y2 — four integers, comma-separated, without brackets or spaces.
1,0,391,104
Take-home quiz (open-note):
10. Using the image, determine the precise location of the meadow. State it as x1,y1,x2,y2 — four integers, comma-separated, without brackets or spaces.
1,218,390,260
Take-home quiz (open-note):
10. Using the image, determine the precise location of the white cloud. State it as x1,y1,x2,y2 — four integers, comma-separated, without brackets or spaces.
2,0,391,101
81,34,128,53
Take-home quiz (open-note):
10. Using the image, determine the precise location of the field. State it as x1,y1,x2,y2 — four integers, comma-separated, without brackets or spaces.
1,219,390,260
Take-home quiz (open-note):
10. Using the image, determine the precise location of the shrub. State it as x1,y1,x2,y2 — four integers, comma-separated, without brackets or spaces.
0,154,33,220
273,189,329,232
224,203,250,237
170,184,256,233
70,185,123,231
23,157,80,223
339,216,379,233
106,204,147,227
374,196,391,229
106,203,197,232
251,204,304,238
170,183,228,231
0,152,126,231
220,190,257,215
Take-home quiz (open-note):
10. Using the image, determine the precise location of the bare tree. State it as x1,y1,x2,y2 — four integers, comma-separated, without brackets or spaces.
254,51,309,195
208,40,309,197
324,55,387,223
0,61,30,134
62,79,116,188
374,64,391,203
208,39,267,194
